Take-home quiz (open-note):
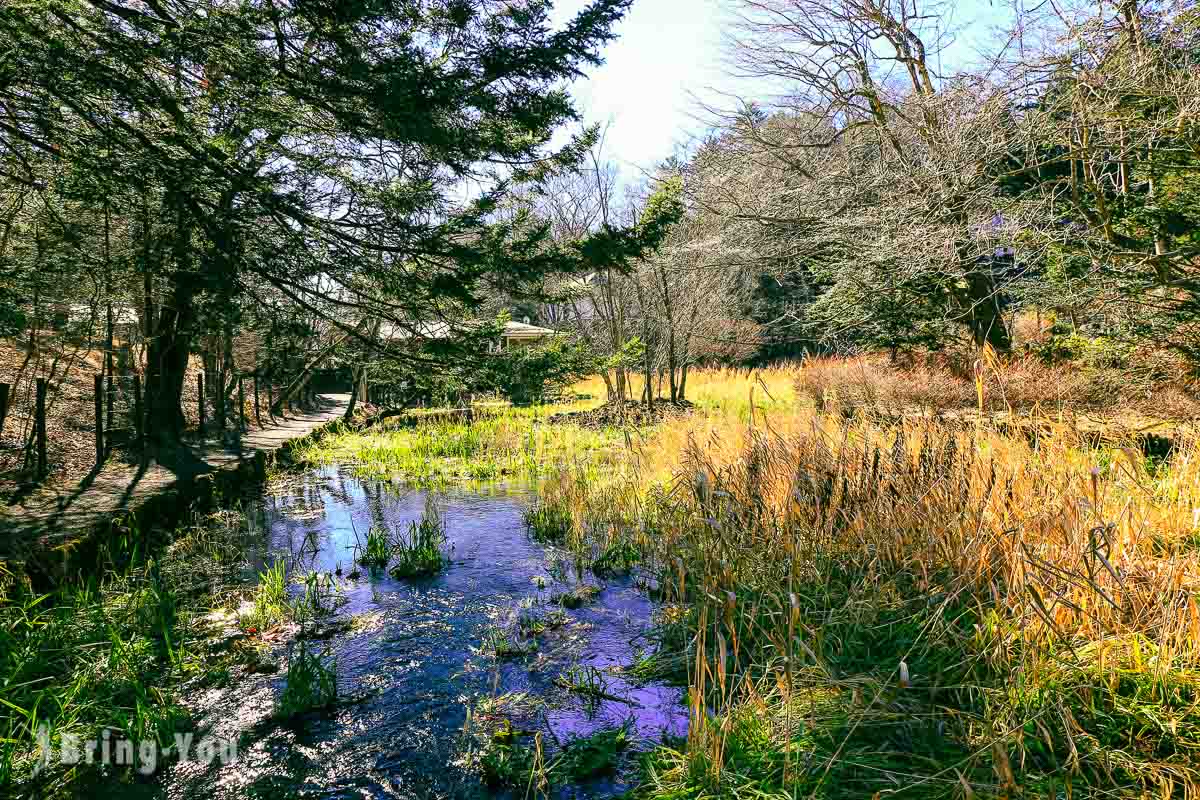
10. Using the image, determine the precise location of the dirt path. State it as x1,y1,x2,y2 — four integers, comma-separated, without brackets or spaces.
0,394,349,572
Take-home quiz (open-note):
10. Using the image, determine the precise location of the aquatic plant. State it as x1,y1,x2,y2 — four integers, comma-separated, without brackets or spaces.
356,525,391,569
590,540,640,577
478,730,546,791
523,499,574,544
556,723,630,780
389,501,450,579
549,584,600,609
481,626,539,661
476,724,630,790
277,642,338,719
553,664,617,705
290,571,343,623
239,559,290,631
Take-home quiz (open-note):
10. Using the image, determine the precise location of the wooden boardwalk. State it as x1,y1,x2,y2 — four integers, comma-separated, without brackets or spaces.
0,394,349,575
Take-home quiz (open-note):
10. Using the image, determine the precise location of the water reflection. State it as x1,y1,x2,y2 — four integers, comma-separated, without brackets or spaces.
164,466,685,800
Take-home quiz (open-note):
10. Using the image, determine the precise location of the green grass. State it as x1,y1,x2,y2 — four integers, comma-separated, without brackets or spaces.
389,502,450,579
557,723,630,780
356,526,391,569
294,406,623,484
524,500,575,544
276,642,337,719
591,540,640,577
239,560,289,631
482,627,539,661
476,723,632,790
0,508,262,794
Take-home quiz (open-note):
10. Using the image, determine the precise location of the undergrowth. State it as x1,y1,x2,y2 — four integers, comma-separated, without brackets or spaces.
0,508,262,794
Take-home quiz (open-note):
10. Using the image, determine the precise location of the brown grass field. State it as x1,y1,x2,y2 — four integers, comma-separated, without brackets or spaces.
536,362,1200,798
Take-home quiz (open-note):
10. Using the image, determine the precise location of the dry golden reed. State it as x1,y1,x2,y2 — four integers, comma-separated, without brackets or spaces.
549,365,1200,797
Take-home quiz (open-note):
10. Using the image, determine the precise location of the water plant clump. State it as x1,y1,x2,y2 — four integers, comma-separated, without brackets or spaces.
524,499,575,544
591,540,640,577
549,584,600,609
482,627,539,661
356,525,391,569
556,723,630,781
291,570,345,623
238,560,290,632
389,501,451,579
475,724,631,790
277,642,338,719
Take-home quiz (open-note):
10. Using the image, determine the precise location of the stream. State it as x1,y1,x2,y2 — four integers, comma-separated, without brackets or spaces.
162,465,686,799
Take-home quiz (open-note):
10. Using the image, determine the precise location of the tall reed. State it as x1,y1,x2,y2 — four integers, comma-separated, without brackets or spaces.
542,404,1200,796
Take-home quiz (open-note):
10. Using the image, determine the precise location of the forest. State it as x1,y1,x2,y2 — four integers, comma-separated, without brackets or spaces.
1,1,1199,799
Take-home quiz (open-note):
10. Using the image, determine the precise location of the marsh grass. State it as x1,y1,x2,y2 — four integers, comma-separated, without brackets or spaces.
356,525,391,569
524,499,575,544
476,723,631,790
483,627,539,660
537,393,1200,797
277,642,337,719
239,560,289,631
389,500,450,579
295,406,621,484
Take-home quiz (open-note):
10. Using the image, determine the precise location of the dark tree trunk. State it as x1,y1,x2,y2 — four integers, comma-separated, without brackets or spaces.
962,270,1011,352
144,285,195,443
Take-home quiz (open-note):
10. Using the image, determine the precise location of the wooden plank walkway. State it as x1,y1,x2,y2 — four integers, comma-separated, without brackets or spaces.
0,394,349,571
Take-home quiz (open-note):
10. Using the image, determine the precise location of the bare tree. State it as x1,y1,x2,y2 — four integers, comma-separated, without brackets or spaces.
711,0,1029,351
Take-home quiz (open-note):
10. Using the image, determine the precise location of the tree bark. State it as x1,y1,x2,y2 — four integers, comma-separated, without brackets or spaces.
962,270,1011,352
144,283,195,442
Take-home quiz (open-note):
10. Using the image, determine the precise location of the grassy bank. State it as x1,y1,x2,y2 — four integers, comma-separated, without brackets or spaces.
0,507,264,795
294,406,626,483
530,370,1200,797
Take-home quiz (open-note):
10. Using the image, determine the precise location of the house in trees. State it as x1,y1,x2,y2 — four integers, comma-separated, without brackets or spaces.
379,319,561,351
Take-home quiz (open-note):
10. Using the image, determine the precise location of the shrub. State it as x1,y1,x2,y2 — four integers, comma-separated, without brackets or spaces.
488,339,597,406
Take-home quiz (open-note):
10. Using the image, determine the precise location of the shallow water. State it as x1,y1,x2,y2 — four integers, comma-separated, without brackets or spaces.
163,466,685,799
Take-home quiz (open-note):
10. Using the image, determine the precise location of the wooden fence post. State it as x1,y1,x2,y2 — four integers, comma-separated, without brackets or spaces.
106,373,114,441
35,378,47,479
197,373,205,438
133,374,144,451
94,374,104,465
253,375,262,427
0,382,9,437
238,378,246,431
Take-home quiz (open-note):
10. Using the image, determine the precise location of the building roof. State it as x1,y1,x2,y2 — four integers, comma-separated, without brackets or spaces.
379,319,560,341
501,321,559,339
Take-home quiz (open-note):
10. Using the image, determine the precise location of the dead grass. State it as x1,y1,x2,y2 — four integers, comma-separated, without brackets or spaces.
539,379,1200,796
795,352,1200,419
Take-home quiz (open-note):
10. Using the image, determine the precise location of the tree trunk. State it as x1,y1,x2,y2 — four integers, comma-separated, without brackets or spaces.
144,284,195,442
962,270,1011,352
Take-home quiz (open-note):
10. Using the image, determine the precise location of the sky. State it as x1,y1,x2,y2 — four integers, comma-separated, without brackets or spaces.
548,0,1018,177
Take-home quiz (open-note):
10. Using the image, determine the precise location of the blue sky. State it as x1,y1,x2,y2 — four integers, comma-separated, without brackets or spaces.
549,0,1016,175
